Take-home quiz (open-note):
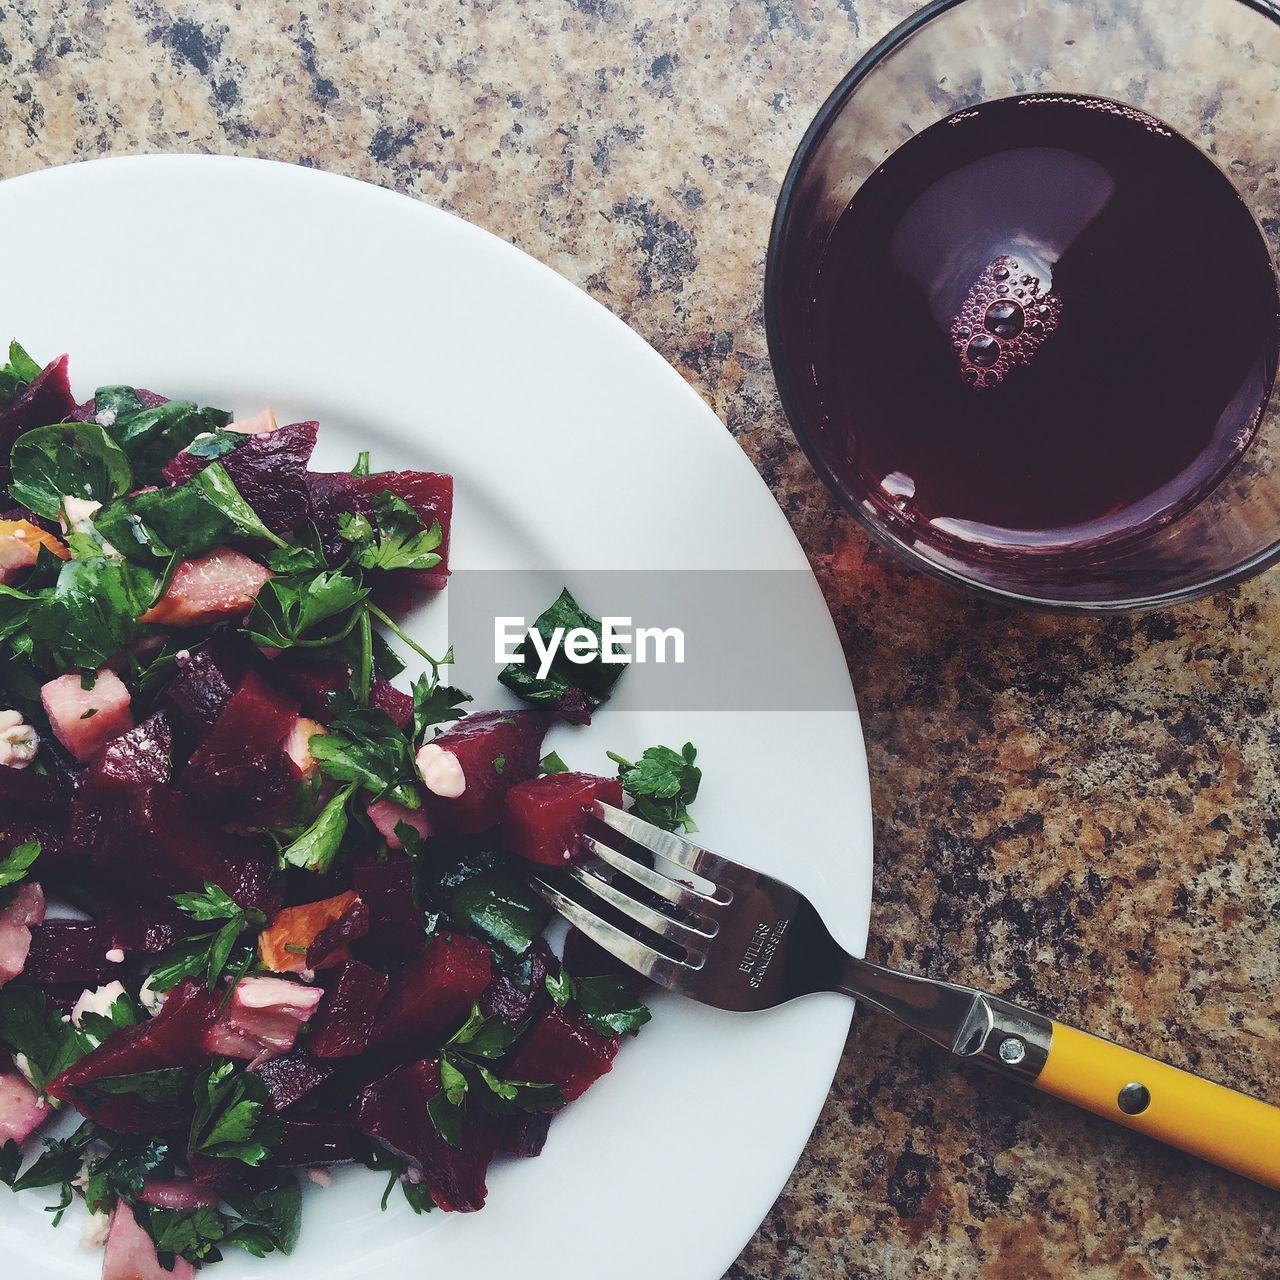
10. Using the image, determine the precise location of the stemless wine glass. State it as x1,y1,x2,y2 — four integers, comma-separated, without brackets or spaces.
765,0,1280,611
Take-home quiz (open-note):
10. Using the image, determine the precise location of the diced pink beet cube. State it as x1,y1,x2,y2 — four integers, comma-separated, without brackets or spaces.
308,960,391,1059
140,548,272,627
355,1058,501,1211
0,354,75,460
203,976,323,1068
366,795,430,850
417,710,550,836
138,1178,220,1210
506,1001,619,1103
103,1204,197,1280
40,668,134,762
369,676,413,730
502,772,623,866
0,1072,49,1145
352,854,423,957
368,933,491,1060
0,880,45,988
89,709,174,790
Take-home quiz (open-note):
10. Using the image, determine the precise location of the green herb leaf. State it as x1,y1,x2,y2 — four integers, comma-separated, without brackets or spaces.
410,671,471,744
8,423,133,521
426,1091,464,1149
351,450,371,477
243,569,369,650
309,708,420,807
81,1132,171,1215
544,970,574,1007
73,1066,190,1103
95,389,232,485
0,988,75,1090
189,1059,283,1166
148,884,265,992
220,1172,302,1257
574,974,652,1036
401,1182,436,1214
133,1202,228,1268
280,783,354,873
0,340,42,408
340,492,443,572
171,881,247,923
0,839,40,891
439,1056,469,1106
0,1139,21,1187
47,991,144,1081
538,751,570,775
606,742,702,833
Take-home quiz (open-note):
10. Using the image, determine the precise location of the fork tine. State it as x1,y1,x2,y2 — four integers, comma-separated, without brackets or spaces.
593,801,740,886
530,878,699,987
583,835,725,912
567,864,717,952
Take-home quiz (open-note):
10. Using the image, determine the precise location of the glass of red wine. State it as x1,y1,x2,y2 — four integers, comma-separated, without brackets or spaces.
765,0,1280,610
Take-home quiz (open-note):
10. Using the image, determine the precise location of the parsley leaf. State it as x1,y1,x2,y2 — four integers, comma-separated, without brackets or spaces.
243,569,369,650
279,783,355,874
426,1090,465,1149
546,970,651,1037
0,340,41,408
220,1172,302,1257
0,839,40,894
606,742,701,833
132,1203,228,1269
538,751,570,775
0,988,76,1090
148,882,266,992
189,1059,282,1165
8,423,133,521
310,707,421,807
47,990,144,1082
339,492,443,572
410,670,471,744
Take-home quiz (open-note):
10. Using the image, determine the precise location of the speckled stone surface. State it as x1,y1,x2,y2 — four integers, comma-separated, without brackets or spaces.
1,3,1277,1276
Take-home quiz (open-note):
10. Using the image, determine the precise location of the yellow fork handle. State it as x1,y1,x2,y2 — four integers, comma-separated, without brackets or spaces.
1035,1023,1280,1190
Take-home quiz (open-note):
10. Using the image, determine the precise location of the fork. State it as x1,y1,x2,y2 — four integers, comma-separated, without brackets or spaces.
533,801,1280,1191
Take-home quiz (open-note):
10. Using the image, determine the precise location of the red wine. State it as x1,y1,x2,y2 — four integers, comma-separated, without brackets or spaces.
787,95,1280,557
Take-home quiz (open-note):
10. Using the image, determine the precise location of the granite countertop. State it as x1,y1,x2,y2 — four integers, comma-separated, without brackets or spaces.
2,2,1277,1276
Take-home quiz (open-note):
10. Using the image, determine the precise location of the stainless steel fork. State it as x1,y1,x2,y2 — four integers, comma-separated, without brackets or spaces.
533,801,1280,1191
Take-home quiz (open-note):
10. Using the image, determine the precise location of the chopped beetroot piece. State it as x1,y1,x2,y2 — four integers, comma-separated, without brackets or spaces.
103,897,187,955
138,1178,220,1210
355,1058,500,1211
307,897,370,970
88,783,279,915
271,656,349,721
40,668,134,761
506,1001,619,1103
182,670,300,812
306,472,366,561
163,420,318,533
479,938,553,1027
20,920,116,986
68,387,168,422
562,925,647,994
90,710,175,790
203,976,323,1068
418,710,550,836
368,933,491,1060
50,978,218,1100
251,1049,338,1113
352,854,423,956
502,772,624,866
501,1111,552,1158
272,1116,361,1167
365,795,429,851
0,355,75,464
369,677,413,730
161,638,252,734
1,814,77,882
141,548,273,627
0,763,64,814
308,960,391,1059
0,1072,51,1145
103,1204,197,1280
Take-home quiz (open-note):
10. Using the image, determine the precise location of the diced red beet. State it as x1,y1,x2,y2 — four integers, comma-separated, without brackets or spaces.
163,420,319,533
479,938,553,1027
20,920,116,986
271,1116,361,1167
103,896,187,956
417,710,550,836
89,709,175,790
182,670,300,813
88,782,279,915
367,933,491,1060
307,897,369,970
0,882,45,987
103,1204,197,1280
369,677,413,730
68,387,169,422
506,1001,619,1103
501,1111,552,1158
366,795,430,851
250,1048,338,1112
502,772,624,866
0,1071,51,1145
270,656,349,722
355,1058,500,1211
0,355,76,465
160,638,252,734
139,1178,220,1210
562,925,647,994
203,976,323,1068
141,548,273,627
306,472,367,561
0,762,65,814
308,960,391,1059
40,668,134,762
352,853,423,956
0,814,76,884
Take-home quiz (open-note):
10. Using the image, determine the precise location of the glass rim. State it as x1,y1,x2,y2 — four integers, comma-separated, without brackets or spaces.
763,0,1280,613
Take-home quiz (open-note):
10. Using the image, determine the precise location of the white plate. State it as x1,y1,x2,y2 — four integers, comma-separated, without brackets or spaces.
0,156,872,1280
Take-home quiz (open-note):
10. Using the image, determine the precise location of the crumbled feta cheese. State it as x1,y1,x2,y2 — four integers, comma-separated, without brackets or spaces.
139,974,167,1015
71,980,127,1027
0,709,39,769
12,1052,37,1089
175,649,190,662
60,495,102,535
80,1208,111,1250
93,408,117,428
105,948,125,964
416,744,466,798
306,1167,332,1188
